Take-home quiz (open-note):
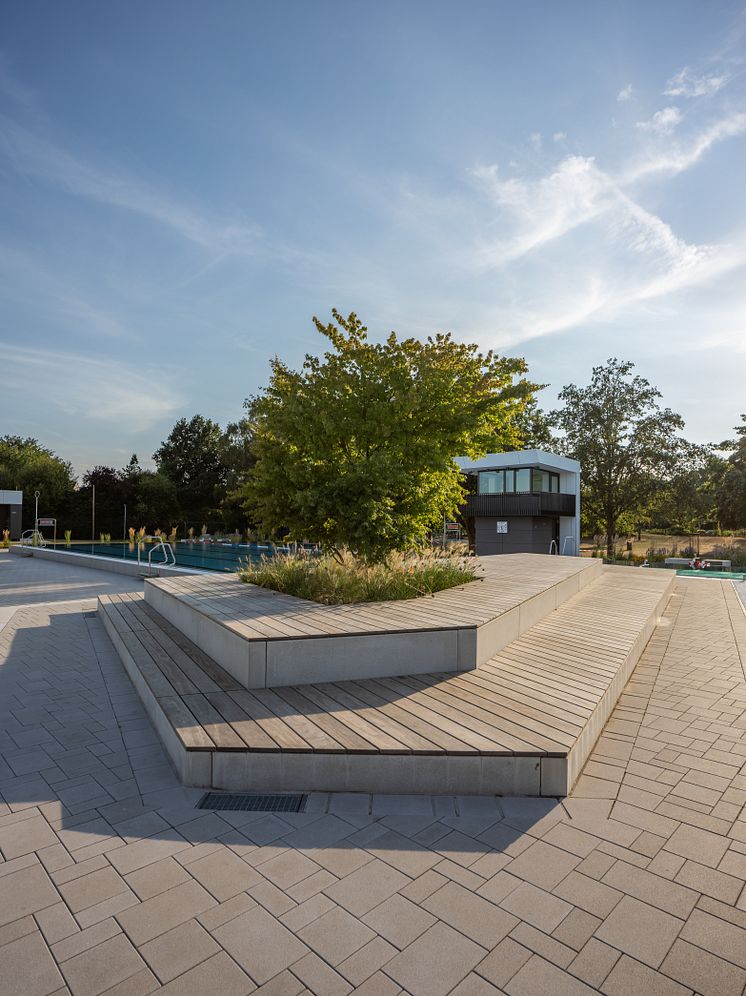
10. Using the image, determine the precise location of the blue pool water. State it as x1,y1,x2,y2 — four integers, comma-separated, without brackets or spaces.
675,568,746,580
50,541,303,573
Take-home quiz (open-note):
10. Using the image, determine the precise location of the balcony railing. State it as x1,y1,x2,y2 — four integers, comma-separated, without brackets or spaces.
462,491,576,517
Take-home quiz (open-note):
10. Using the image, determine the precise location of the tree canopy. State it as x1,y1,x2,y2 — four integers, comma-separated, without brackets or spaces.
242,310,539,561
153,415,227,525
718,415,746,529
0,436,76,526
504,397,555,451
554,359,685,556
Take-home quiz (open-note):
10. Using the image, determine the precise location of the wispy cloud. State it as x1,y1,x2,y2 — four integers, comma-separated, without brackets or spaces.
636,106,683,135
0,243,137,341
625,111,746,180
471,149,738,289
472,156,616,267
0,119,262,259
529,132,543,152
664,66,729,98
0,344,184,430
464,91,746,349
617,84,634,103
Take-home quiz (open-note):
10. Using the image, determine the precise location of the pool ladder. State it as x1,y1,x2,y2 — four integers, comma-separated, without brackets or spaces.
137,536,176,575
548,537,577,556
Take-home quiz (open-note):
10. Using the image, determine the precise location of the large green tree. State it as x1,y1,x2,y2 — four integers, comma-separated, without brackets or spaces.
133,471,181,531
218,419,257,529
718,415,746,529
649,444,724,539
153,415,227,526
554,359,685,557
0,436,76,529
242,310,538,561
504,396,555,451
78,466,130,538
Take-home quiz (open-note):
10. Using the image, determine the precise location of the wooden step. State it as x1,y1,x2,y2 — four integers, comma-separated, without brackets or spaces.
142,554,604,688
98,565,675,796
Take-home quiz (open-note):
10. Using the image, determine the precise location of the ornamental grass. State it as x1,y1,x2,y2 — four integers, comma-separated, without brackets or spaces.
238,546,479,605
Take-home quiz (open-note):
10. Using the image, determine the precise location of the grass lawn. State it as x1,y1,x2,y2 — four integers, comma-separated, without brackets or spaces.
581,532,746,558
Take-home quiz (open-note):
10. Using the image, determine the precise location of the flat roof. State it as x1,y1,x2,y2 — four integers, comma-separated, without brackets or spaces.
0,490,23,504
454,450,580,474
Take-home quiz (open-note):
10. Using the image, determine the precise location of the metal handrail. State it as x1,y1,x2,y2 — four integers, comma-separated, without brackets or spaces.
20,529,45,547
136,536,176,573
548,539,558,555
561,536,576,556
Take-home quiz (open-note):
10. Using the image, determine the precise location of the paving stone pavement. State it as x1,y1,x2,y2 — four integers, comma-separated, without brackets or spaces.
2,554,746,995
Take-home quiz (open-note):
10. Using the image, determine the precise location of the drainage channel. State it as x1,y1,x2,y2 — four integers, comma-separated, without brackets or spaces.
197,792,307,814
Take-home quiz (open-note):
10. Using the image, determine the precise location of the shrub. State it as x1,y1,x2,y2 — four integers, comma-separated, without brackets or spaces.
239,547,479,605
1,529,10,548
64,530,72,547
706,543,746,569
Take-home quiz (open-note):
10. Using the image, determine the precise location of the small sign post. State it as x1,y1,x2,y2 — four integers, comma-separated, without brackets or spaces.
36,517,57,546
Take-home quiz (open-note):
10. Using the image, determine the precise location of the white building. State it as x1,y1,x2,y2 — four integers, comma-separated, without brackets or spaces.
0,490,23,540
455,451,580,556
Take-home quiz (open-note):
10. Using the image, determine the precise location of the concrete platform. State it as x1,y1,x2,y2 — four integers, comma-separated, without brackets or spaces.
143,554,603,688
98,565,674,796
10,544,200,578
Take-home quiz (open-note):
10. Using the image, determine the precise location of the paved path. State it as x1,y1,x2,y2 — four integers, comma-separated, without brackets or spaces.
736,578,746,612
2,555,746,995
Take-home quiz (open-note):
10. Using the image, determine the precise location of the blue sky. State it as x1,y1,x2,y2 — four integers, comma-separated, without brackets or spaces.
1,1,745,475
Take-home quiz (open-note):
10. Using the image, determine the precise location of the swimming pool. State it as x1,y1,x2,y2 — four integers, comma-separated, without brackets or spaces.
49,541,306,573
676,568,746,580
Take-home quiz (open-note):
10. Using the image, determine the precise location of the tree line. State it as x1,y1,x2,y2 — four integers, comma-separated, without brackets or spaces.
1,312,744,559
0,417,255,541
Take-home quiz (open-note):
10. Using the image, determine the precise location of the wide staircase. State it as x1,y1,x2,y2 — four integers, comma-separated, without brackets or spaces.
98,560,674,797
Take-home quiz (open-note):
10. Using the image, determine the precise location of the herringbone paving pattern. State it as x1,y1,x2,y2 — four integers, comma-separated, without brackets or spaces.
2,554,746,994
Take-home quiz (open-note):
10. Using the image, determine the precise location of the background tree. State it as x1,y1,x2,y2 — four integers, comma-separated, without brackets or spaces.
648,444,723,546
133,471,180,530
243,310,539,562
506,397,555,450
217,419,256,530
0,436,76,529
554,359,685,557
77,466,129,538
717,415,746,529
153,415,227,527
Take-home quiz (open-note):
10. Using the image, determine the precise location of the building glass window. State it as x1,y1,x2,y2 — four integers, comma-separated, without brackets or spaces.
477,467,562,494
515,468,531,492
478,470,504,494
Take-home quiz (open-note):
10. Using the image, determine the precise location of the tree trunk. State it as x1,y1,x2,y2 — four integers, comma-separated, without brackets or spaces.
458,515,476,552
606,518,615,558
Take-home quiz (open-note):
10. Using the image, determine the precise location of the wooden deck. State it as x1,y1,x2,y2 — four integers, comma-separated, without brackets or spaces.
99,565,675,795
145,554,599,640
143,555,603,687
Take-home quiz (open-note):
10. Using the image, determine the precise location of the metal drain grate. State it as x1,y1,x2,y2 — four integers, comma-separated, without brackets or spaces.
197,792,307,813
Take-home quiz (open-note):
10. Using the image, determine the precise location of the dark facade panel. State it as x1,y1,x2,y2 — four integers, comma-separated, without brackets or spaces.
464,492,576,518
0,504,23,540
475,516,558,555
